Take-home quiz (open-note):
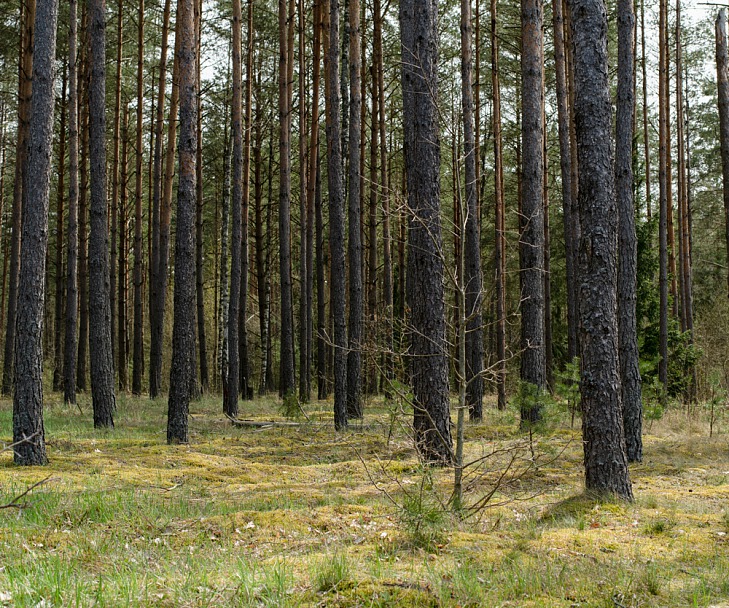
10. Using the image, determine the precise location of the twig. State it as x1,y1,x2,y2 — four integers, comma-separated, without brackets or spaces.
0,476,53,510
0,431,41,456
225,415,302,428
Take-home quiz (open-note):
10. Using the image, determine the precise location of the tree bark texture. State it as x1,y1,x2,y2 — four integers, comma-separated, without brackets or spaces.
520,0,546,424
132,0,144,395
326,0,348,429
167,0,197,444
461,0,484,421
346,0,363,420
658,0,669,387
717,10,729,299
400,0,452,465
88,0,117,427
64,0,80,404
13,0,59,466
569,0,633,500
616,0,643,463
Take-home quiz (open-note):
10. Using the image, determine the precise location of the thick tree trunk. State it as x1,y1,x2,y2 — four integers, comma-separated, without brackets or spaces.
569,0,633,500
13,0,59,466
298,0,309,403
132,0,144,395
110,0,123,375
3,0,35,397
520,0,546,424
326,0,348,429
400,0,452,465
167,0,197,444
149,0,171,398
461,0,484,421
346,0,362,420
52,65,67,392
225,0,243,417
278,0,296,398
88,0,117,427
64,0,80,404
617,0,643,463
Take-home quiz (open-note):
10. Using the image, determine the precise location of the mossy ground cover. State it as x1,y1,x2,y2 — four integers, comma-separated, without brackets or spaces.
1,393,728,607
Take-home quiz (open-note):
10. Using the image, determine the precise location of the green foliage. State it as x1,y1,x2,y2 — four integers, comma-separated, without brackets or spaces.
279,390,302,420
398,469,448,552
311,553,350,593
555,357,581,422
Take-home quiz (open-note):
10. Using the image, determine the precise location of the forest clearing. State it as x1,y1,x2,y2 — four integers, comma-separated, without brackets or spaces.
1,394,728,607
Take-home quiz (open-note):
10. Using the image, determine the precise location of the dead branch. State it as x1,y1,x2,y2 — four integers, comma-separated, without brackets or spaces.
0,431,41,456
0,476,53,510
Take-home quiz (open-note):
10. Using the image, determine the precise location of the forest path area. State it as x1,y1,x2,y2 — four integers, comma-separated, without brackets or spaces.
1,395,728,607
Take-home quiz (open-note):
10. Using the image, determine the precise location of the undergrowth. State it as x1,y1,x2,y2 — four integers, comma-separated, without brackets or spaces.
0,394,728,606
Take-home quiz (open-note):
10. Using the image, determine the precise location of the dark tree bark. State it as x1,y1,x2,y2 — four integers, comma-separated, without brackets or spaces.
346,0,362,420
461,0,484,421
3,0,35,397
118,105,129,392
225,0,243,417
307,0,323,401
149,0,171,398
52,65,67,392
77,41,89,393
326,0,348,429
616,0,642,463
194,0,207,394
298,0,309,403
64,0,80,404
658,0,669,388
553,0,578,365
88,0,117,427
520,0,546,424
543,129,553,391
718,10,729,299
110,0,123,374
132,0,144,396
569,0,633,500
239,0,253,400
278,0,296,398
400,0,452,465
491,0,506,411
13,0,59,466
167,0,197,444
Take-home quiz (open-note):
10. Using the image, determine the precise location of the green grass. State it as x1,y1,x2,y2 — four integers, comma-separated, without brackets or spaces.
1,393,728,606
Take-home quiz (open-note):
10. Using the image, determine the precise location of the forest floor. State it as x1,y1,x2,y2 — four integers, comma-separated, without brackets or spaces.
0,390,728,607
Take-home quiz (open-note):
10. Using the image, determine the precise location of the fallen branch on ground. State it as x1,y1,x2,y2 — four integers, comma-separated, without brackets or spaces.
0,476,53,510
225,415,302,428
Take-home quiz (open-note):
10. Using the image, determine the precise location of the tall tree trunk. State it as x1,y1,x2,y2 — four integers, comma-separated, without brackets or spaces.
110,0,123,374
167,0,197,443
553,0,578,366
53,65,67,392
306,0,323,401
88,0,117,427
298,0,309,403
374,0,392,392
118,105,129,392
225,0,243,417
132,0,144,395
492,0,506,411
77,37,89,393
569,0,633,500
149,0,172,398
346,0,362,420
658,0,669,388
520,0,546,424
326,0,347,429
718,11,729,300
617,0,643,463
641,0,651,219
279,0,296,398
543,127,553,391
194,0,208,394
400,0,452,465
13,0,59,466
462,0,484,420
239,0,253,399
64,0,80,404
366,52,378,396
3,0,35,397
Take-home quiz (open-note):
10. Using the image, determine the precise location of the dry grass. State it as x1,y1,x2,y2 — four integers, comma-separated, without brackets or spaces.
0,392,728,606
